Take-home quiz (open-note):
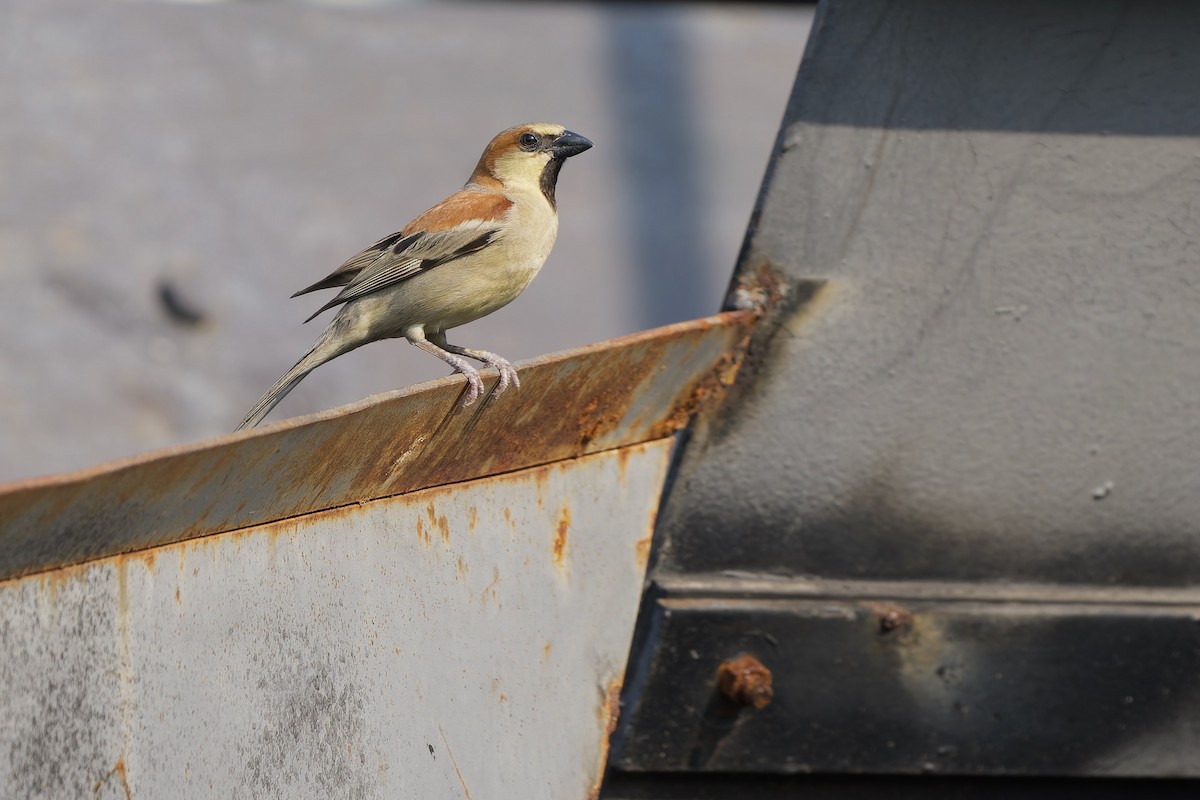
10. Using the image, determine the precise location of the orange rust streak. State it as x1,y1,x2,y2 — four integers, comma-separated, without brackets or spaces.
588,677,624,800
635,535,652,570
92,757,132,800
616,446,632,483
553,506,570,565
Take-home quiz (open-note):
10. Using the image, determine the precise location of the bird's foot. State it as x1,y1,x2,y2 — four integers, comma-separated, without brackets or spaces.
447,347,520,404
484,357,520,404
457,366,485,408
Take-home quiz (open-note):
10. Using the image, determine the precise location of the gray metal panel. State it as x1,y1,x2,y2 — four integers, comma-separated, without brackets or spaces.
0,440,671,799
612,0,1200,786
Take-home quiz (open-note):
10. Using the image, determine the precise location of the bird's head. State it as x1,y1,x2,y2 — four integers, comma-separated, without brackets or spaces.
469,123,593,208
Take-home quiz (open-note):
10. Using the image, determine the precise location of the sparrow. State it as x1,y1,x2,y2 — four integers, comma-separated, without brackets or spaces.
235,122,593,431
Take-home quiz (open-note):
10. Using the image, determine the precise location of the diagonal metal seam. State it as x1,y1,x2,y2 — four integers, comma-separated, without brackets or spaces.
0,311,758,581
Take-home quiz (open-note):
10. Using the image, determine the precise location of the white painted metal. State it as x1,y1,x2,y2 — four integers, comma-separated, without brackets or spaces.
0,439,672,799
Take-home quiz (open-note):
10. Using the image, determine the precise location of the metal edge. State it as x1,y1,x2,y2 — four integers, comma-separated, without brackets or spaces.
0,311,756,580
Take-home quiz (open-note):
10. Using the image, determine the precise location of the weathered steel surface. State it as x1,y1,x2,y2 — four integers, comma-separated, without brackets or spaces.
615,581,1200,776
0,311,753,581
610,0,1200,791
0,440,671,799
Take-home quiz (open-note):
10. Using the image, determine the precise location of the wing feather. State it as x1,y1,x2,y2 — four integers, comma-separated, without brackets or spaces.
302,223,501,322
291,190,513,321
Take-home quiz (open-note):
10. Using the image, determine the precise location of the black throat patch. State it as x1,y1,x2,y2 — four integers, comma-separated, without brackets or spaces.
539,157,565,210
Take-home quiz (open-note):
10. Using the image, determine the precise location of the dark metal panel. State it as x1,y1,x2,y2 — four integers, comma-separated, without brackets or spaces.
654,0,1200,586
602,773,1200,800
0,311,754,581
614,586,1200,777
613,1,1200,786
612,0,1200,790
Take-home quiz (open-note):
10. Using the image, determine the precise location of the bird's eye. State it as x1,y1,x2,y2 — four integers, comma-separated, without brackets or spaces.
519,132,539,150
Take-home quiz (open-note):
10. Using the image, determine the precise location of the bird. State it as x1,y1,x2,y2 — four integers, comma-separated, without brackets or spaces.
235,122,593,431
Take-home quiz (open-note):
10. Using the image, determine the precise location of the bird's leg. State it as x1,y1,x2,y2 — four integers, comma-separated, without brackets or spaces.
439,339,520,403
407,328,484,407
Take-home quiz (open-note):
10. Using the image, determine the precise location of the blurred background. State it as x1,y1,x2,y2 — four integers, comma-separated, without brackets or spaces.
0,0,813,483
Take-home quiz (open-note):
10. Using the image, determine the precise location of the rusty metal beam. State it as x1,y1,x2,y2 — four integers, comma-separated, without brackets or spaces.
0,311,754,581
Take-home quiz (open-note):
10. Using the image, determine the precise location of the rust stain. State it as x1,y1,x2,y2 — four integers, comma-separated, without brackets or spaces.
174,586,181,606
542,641,552,661
455,555,467,579
587,677,624,800
437,514,450,543
468,505,478,532
438,727,473,800
266,526,284,559
498,692,507,703
716,654,774,710
616,446,632,484
92,757,132,800
862,600,912,635
426,501,438,527
727,259,791,317
634,535,652,570
480,566,500,606
646,343,749,440
116,558,130,628
552,506,570,566
33,565,82,606
415,517,429,546
135,549,157,572
575,397,621,451
0,311,756,582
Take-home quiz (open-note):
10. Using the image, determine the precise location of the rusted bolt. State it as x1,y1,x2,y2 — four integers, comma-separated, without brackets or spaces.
862,601,912,634
716,654,773,710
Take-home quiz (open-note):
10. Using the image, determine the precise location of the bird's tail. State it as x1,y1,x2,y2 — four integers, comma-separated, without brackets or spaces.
235,316,361,431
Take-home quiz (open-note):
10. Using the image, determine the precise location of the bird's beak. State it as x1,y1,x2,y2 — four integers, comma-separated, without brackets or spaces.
550,131,593,159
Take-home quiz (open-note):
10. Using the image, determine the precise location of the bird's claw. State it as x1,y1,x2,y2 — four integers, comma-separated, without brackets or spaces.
485,359,520,405
457,368,485,408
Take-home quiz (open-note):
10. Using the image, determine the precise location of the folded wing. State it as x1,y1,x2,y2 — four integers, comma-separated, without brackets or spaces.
294,191,513,323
